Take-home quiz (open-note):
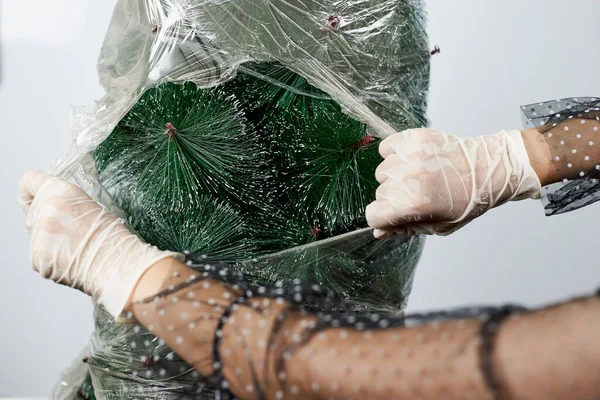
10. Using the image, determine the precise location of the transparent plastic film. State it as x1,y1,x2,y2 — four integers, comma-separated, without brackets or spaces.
240,227,424,314
50,347,92,400
70,232,423,400
50,0,431,398
52,0,430,184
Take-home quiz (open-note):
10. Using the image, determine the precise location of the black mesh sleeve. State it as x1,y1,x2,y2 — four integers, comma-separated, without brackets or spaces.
521,98,600,215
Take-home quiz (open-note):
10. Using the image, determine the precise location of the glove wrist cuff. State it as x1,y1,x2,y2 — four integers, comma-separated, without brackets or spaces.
504,129,542,201
99,249,185,320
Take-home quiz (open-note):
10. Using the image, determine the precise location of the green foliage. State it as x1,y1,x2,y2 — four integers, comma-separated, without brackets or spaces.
93,82,265,261
230,63,382,237
76,374,96,400
125,195,255,263
227,63,330,120
270,100,381,235
94,82,264,209
94,65,381,261
245,204,321,254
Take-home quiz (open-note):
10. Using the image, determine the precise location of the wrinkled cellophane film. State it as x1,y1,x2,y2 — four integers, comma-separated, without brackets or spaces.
50,0,430,398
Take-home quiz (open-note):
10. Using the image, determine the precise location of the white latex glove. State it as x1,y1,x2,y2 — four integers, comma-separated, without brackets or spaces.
19,171,183,318
366,128,542,237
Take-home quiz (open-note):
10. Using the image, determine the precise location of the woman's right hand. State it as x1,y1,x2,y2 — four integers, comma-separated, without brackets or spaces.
365,128,545,237
18,171,182,318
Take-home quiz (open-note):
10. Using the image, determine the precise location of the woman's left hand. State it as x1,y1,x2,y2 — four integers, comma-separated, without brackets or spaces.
366,128,543,237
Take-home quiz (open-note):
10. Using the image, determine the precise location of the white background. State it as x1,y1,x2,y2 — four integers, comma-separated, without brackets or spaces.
1,0,599,396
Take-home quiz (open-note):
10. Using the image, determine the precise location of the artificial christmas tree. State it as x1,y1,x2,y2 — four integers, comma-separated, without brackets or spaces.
50,0,430,398
93,62,413,300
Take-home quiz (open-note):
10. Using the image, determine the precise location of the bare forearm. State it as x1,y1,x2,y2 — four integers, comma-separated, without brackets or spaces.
521,128,560,186
494,296,600,399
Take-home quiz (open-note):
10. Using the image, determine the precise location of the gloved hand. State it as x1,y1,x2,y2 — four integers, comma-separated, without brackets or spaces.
19,171,183,318
366,128,542,237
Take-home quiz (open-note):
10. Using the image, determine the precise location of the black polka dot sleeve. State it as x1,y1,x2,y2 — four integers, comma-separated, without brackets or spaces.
522,98,600,215
128,255,600,400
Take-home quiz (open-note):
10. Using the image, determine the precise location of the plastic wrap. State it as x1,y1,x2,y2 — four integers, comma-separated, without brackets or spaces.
50,0,431,398
53,0,430,186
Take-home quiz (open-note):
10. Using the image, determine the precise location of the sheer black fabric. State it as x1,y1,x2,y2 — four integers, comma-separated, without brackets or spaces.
521,98,600,215
131,254,600,400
